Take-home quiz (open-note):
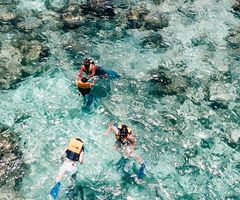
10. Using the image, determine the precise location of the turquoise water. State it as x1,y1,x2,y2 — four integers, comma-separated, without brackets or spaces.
0,0,240,199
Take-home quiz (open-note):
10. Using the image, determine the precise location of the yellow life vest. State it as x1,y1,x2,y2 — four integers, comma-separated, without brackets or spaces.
76,80,91,89
67,138,84,154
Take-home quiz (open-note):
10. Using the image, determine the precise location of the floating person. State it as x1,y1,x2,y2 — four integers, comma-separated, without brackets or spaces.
78,58,121,80
104,123,145,179
75,76,98,107
49,138,85,200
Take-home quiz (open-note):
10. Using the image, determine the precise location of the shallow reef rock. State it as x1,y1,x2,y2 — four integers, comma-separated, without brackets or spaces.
0,0,19,5
143,10,168,30
84,0,115,17
45,0,69,11
0,43,22,89
0,123,26,189
62,4,86,29
0,40,50,89
232,0,240,11
148,66,189,96
18,40,49,64
126,6,168,30
141,32,165,48
0,7,17,22
17,16,43,32
39,10,63,31
126,6,149,29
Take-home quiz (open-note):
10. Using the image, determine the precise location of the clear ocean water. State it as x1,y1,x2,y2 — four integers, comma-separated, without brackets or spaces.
0,0,240,199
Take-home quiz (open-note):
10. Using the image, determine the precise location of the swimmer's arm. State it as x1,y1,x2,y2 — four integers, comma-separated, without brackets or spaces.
87,65,96,80
79,151,84,164
104,123,118,136
78,66,84,78
88,77,98,87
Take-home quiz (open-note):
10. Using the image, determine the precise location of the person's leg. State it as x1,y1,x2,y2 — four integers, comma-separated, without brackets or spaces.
130,152,144,164
95,67,108,77
124,147,145,179
56,160,68,182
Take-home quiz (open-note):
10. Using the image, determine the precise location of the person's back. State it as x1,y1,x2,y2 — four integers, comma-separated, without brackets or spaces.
79,59,98,79
49,138,84,199
76,77,94,96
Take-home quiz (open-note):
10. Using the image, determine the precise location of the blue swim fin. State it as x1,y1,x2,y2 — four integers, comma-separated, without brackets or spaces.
50,182,61,199
105,69,121,79
137,163,145,179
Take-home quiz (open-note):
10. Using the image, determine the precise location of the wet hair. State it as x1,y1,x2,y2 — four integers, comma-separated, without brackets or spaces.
83,58,90,67
76,138,83,143
120,125,128,136
81,77,88,83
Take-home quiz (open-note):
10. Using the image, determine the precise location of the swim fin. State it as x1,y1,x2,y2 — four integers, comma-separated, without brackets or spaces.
105,69,121,79
137,163,145,179
49,182,61,199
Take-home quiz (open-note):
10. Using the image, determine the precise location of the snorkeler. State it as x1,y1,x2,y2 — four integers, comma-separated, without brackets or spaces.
78,58,108,80
104,123,145,179
75,76,98,96
49,138,84,199
75,76,98,106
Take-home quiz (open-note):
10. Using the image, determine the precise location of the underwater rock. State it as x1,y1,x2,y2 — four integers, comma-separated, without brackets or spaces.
17,16,42,32
0,0,14,4
0,24,13,32
144,10,168,30
45,0,68,11
126,6,149,29
0,7,16,22
0,43,22,89
209,82,236,102
232,0,240,11
62,13,86,29
141,32,165,48
0,41,49,89
153,0,165,5
39,10,63,31
61,4,86,29
0,123,25,188
149,69,188,96
18,40,49,64
81,0,115,17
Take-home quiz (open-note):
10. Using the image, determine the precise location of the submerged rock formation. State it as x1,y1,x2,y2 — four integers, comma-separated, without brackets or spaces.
232,0,240,11
0,123,26,189
148,65,189,96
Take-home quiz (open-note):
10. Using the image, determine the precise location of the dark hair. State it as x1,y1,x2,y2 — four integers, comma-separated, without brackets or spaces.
81,77,88,83
120,125,128,136
76,138,83,143
83,58,90,67
84,58,90,63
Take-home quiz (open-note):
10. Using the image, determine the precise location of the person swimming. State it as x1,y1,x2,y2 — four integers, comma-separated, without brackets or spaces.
104,123,145,179
49,138,85,199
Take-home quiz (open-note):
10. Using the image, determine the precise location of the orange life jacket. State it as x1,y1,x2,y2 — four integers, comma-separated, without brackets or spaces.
76,80,91,89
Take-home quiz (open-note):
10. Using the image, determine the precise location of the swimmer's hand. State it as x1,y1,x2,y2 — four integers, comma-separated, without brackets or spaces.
104,122,114,135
